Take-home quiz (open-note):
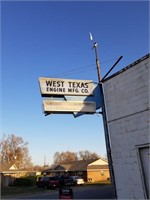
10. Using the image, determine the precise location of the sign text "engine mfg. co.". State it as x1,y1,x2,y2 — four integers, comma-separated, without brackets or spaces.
39,78,94,96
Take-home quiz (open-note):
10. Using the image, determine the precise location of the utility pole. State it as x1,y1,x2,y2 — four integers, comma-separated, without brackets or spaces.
44,155,46,168
90,35,117,199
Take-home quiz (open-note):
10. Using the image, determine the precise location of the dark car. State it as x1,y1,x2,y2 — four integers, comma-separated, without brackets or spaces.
36,176,59,189
64,177,75,187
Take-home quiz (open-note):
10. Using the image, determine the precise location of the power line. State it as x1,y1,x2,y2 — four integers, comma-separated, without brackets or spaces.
50,63,96,78
49,57,119,78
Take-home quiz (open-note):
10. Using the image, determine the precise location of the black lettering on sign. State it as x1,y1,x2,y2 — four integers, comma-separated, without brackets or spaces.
46,80,65,87
72,82,75,88
68,88,72,93
68,88,79,93
68,82,72,87
57,81,65,87
76,82,80,88
84,83,89,88
68,81,89,89
75,88,79,93
81,88,88,93
46,87,66,93
80,83,85,88
46,81,53,87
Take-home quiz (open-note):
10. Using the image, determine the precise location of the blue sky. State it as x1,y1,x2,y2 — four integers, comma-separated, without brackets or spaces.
1,1,149,166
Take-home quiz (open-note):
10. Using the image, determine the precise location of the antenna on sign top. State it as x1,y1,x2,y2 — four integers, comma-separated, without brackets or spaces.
89,32,123,82
89,32,101,82
89,32,98,50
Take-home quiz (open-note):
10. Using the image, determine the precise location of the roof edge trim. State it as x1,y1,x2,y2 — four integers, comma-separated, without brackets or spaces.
103,53,150,82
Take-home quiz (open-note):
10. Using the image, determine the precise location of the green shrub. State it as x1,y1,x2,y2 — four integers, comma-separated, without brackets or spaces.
13,177,35,186
24,176,37,183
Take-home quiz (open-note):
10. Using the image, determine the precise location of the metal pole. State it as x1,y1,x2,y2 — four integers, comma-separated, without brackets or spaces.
93,42,117,199
101,56,123,82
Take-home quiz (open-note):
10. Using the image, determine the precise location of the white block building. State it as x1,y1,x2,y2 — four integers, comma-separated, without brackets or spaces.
103,54,150,199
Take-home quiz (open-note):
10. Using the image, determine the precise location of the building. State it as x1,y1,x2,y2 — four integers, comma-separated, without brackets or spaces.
103,54,150,199
42,158,110,182
87,158,110,182
1,163,27,186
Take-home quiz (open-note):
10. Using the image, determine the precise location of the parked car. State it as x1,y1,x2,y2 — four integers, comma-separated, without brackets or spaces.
65,176,84,186
57,175,69,188
36,176,59,189
64,177,75,187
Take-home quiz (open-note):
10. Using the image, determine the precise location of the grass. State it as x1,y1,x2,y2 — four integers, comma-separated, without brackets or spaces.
85,180,111,186
1,185,45,196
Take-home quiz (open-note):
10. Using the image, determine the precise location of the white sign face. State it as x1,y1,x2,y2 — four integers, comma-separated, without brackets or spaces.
43,100,96,113
39,78,94,96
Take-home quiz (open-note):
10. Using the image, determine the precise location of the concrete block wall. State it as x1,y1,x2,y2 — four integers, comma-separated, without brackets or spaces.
103,55,150,199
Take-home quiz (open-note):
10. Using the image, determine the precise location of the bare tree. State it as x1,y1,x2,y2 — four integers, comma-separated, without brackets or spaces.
33,165,43,171
78,150,99,160
53,150,100,165
53,151,78,165
0,134,32,169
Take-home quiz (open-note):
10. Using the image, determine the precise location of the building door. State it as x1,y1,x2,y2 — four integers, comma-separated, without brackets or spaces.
138,145,150,199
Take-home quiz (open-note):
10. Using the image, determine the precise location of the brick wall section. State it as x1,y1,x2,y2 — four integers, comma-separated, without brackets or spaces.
87,170,110,182
103,55,150,199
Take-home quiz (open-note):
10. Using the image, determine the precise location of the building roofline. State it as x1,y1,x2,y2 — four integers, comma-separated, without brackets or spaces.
103,53,150,82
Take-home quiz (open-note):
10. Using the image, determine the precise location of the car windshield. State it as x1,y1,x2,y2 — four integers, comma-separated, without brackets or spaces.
72,176,81,179
40,176,58,181
49,177,58,180
41,177,49,181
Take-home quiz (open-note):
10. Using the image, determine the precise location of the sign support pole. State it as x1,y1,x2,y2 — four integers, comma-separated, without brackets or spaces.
92,42,117,199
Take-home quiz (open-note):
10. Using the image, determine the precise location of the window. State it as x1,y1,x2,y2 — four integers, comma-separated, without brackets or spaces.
100,170,104,176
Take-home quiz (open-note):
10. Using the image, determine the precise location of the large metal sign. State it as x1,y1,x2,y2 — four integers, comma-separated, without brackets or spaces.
39,77,94,97
43,100,96,113
64,83,101,117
